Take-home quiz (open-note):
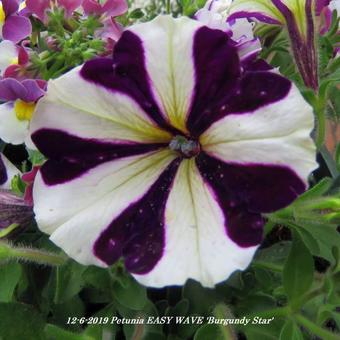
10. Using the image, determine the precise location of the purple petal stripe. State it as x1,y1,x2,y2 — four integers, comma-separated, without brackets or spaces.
196,152,305,247
186,27,240,138
186,27,291,136
0,157,8,186
94,158,180,274
32,129,167,185
80,31,180,135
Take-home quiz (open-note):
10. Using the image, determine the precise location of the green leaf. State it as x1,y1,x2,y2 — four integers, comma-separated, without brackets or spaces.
0,303,45,339
283,232,314,304
279,319,303,340
44,324,93,340
45,261,86,305
113,274,147,310
291,221,340,264
0,262,22,302
27,149,46,165
129,8,144,19
194,324,225,340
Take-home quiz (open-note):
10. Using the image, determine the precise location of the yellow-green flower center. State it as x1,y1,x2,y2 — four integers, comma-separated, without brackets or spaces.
14,100,36,121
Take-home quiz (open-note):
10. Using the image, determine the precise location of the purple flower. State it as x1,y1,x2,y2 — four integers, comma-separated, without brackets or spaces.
0,0,32,43
26,0,83,22
82,0,128,18
0,77,46,145
0,189,33,230
30,16,317,287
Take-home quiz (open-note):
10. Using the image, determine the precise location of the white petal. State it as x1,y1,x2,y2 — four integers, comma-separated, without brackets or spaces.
0,40,17,75
0,154,20,189
201,84,318,183
0,103,28,145
30,66,171,144
34,149,177,265
128,15,203,133
134,159,258,288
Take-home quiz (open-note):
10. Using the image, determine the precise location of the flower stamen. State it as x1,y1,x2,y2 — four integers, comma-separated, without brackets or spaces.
14,100,36,121
169,135,201,158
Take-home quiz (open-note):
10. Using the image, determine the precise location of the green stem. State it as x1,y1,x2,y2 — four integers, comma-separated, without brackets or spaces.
214,304,237,340
295,314,339,340
54,267,61,304
315,100,326,149
319,145,339,178
291,285,324,311
166,0,171,14
11,247,66,266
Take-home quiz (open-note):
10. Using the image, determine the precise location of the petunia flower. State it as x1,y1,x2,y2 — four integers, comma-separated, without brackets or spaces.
0,77,46,146
195,0,261,60
30,15,317,287
25,0,83,22
228,0,320,90
0,0,32,42
0,153,20,189
318,0,340,35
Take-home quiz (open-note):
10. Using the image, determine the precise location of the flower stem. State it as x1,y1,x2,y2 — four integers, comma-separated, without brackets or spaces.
0,241,66,266
213,304,237,340
315,101,326,149
12,247,66,266
319,145,339,178
295,314,339,340
166,0,171,14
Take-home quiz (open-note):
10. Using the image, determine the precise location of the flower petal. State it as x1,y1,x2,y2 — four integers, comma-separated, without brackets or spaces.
33,150,178,266
0,40,17,75
30,65,172,146
2,15,32,43
32,129,168,185
2,0,19,16
189,70,292,136
186,26,240,137
134,159,258,288
126,15,203,132
0,153,20,188
228,0,284,24
0,102,28,144
200,82,317,191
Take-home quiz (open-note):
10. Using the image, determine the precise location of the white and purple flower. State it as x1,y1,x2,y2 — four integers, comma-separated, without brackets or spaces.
195,0,261,60
228,0,321,89
0,78,46,145
0,0,32,42
30,15,317,287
